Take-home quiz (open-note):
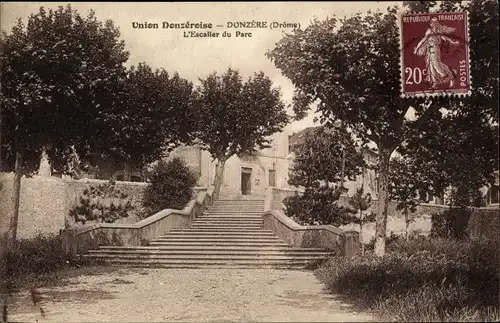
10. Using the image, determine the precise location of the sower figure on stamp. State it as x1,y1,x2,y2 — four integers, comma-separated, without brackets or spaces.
413,17,460,88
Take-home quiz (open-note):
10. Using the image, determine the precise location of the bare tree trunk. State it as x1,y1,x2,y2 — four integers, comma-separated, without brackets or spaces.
213,159,226,200
1,231,9,323
8,151,23,242
123,160,131,182
2,152,23,322
374,148,391,257
359,209,364,255
404,208,410,240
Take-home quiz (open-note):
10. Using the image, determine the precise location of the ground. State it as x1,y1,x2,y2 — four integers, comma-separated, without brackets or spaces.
7,268,375,322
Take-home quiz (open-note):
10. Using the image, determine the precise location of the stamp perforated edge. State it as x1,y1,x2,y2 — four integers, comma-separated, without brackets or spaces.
397,10,472,98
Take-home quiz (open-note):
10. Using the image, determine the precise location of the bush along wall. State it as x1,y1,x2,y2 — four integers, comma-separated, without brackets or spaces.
430,208,472,240
283,186,358,226
142,157,199,217
68,180,135,224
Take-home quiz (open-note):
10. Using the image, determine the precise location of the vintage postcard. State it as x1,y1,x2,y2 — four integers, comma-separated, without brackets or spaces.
1,1,498,322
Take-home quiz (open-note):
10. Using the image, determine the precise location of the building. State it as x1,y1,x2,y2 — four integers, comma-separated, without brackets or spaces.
36,127,500,207
168,131,293,199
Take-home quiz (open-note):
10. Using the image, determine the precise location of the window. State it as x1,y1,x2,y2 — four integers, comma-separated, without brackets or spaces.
269,169,276,187
490,184,499,204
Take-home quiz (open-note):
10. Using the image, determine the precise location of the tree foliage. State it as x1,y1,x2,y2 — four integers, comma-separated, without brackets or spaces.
99,63,195,172
1,5,129,174
288,126,365,188
348,187,375,252
285,126,366,227
142,158,198,216
389,156,428,214
284,186,358,226
191,67,289,198
267,0,499,256
401,112,498,208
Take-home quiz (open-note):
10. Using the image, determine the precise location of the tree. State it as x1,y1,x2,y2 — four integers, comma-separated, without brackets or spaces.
284,186,358,227
400,111,499,209
389,157,429,239
348,187,374,253
285,126,365,227
98,63,195,181
191,68,289,199
267,0,498,256
0,5,130,243
288,125,365,188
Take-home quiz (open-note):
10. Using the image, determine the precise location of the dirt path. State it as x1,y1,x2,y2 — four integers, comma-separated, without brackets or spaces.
7,268,374,322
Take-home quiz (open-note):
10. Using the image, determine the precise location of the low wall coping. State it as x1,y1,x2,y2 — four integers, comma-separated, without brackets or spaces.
67,187,213,236
263,209,347,236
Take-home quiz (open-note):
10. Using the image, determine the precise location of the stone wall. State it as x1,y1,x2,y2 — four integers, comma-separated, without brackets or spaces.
1,172,207,239
1,173,66,239
271,187,499,243
64,179,150,227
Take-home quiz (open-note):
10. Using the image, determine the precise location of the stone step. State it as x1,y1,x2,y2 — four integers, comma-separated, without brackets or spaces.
192,221,262,225
200,223,263,225
94,263,313,270
153,236,281,242
84,254,325,261
194,223,262,226
196,216,263,220
149,241,289,247
204,210,264,216
210,207,263,210
189,227,264,232
163,232,275,237
97,246,328,252
203,216,262,219
88,250,331,256
208,208,263,211
191,220,263,224
214,200,264,203
170,228,268,233
207,206,263,208
81,258,317,269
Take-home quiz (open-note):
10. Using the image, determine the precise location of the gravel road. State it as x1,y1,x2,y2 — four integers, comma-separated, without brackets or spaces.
7,268,374,322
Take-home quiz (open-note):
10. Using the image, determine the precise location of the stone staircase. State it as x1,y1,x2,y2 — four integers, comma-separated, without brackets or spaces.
84,199,332,269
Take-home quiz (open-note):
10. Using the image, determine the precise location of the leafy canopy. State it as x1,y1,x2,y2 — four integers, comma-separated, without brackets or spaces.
101,63,195,170
191,68,289,161
1,5,129,174
288,126,366,188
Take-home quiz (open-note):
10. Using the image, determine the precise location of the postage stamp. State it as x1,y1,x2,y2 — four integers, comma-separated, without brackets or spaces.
399,12,471,97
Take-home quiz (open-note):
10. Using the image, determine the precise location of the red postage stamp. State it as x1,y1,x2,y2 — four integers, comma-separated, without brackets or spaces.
399,12,471,97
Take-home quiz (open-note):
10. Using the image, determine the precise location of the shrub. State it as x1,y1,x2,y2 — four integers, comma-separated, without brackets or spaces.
316,237,499,321
142,157,198,216
5,234,68,277
283,186,358,226
69,180,134,224
431,208,471,239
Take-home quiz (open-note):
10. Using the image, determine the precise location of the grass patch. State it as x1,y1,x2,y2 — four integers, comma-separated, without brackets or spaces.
3,233,108,290
315,235,499,322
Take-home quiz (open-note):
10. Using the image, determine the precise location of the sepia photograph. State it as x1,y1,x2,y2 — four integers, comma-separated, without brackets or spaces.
0,1,498,322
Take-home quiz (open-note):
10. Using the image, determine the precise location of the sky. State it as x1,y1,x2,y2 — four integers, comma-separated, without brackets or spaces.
2,1,401,135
